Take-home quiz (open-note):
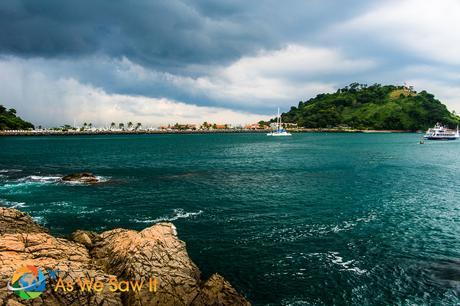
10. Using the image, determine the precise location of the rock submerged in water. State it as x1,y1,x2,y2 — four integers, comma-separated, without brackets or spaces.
0,207,250,306
61,172,100,184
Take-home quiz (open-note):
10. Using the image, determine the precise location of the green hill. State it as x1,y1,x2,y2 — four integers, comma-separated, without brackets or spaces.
0,105,34,130
280,83,459,130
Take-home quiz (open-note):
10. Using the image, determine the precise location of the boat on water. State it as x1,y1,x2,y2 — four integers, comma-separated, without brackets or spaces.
423,123,459,140
267,108,291,137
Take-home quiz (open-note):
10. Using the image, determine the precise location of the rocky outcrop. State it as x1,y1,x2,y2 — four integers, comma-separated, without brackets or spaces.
0,207,250,306
61,173,100,184
0,208,46,235
191,274,251,306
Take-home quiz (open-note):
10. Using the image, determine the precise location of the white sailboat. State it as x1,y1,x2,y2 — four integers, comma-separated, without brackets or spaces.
267,108,292,136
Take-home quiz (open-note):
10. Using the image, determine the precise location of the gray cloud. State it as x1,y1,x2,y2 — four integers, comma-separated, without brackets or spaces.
0,0,376,70
1,0,460,125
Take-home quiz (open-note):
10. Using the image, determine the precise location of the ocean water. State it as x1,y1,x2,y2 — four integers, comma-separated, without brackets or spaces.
0,133,459,305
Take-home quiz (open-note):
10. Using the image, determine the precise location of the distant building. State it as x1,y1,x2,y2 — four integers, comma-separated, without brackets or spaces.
159,125,171,131
270,122,296,129
245,123,268,130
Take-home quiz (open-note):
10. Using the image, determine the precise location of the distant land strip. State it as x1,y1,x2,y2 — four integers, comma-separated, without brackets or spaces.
0,128,416,136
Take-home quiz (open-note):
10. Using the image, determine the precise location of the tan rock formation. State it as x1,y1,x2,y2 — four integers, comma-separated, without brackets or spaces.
0,207,250,306
60,173,100,184
192,274,250,306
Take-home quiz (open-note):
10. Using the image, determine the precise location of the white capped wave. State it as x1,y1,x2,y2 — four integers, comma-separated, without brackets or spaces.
327,252,367,275
0,181,44,195
95,176,109,182
0,199,26,208
10,174,110,186
32,216,45,225
50,201,70,207
133,209,203,224
317,212,378,235
79,207,103,214
355,213,377,223
280,297,311,306
60,180,84,185
0,175,62,195
17,175,61,183
331,221,355,233
0,169,22,173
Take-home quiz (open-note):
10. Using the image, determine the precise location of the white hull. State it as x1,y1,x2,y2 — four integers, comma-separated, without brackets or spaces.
267,132,292,136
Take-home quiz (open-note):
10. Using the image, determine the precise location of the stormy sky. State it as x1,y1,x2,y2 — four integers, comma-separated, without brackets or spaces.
0,0,459,126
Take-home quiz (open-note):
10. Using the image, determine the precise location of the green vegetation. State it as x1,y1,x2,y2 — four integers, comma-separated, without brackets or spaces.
281,83,460,130
0,105,34,130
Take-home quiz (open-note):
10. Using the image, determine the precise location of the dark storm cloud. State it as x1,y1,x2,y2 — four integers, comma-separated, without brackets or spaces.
0,0,262,68
0,0,376,71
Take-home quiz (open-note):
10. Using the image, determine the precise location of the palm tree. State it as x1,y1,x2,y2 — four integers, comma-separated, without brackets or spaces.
88,123,92,129
110,122,116,130
136,122,142,130
128,122,133,130
119,123,124,130
83,122,87,130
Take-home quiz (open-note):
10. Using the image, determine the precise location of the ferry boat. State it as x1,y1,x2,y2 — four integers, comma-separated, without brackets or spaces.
423,123,459,140
267,108,291,137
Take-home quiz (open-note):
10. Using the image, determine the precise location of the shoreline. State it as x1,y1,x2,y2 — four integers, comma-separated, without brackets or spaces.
0,129,417,136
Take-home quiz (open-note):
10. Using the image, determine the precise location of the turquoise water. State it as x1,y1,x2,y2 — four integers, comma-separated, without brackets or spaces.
0,133,459,305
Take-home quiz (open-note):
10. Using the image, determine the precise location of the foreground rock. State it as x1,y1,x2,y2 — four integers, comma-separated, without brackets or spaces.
61,172,101,184
0,207,250,306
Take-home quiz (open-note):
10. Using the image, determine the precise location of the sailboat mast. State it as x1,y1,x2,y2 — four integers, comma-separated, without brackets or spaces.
279,108,282,131
277,107,280,131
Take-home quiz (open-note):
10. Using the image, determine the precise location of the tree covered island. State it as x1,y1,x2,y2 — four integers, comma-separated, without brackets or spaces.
279,83,459,130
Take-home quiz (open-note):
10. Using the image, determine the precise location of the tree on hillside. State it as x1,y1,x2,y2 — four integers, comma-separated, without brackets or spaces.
258,120,268,128
0,104,34,130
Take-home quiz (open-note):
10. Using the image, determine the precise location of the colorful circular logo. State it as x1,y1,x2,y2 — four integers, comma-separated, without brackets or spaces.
7,265,46,300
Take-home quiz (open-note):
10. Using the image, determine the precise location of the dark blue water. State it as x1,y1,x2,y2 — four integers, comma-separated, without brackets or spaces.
0,133,459,305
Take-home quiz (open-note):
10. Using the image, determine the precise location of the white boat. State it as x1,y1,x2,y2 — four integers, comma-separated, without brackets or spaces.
423,123,459,140
267,108,292,136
